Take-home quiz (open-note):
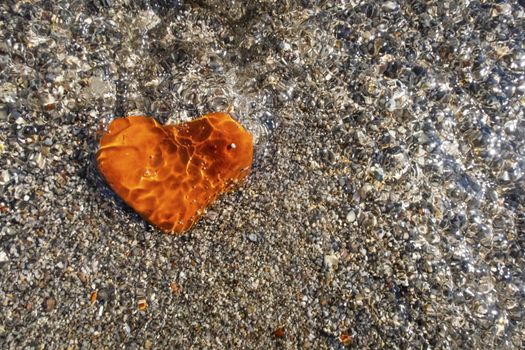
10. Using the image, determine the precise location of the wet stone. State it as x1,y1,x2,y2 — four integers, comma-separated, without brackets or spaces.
346,210,356,223
96,113,253,234
44,297,56,312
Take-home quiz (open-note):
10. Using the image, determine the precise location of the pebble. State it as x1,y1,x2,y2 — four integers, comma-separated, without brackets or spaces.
359,184,374,200
383,1,399,11
324,255,339,271
45,297,56,312
346,210,356,223
0,170,9,185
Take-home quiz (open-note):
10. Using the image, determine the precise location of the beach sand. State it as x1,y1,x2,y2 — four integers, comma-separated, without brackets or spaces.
0,1,524,348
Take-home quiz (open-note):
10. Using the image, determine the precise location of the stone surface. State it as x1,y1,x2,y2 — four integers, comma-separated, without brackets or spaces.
97,113,253,233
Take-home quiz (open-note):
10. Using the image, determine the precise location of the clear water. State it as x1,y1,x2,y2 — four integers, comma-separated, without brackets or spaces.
0,1,524,348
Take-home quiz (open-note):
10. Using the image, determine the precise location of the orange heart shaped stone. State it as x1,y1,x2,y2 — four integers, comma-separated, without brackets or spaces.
96,112,253,233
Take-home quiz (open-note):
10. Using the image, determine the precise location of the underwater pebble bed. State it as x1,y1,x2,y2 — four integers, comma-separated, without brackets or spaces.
0,0,524,348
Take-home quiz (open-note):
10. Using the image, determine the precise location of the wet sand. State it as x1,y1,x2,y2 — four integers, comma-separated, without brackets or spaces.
1,1,524,348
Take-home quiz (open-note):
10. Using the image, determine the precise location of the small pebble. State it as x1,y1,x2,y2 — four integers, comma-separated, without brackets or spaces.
137,297,148,311
45,297,56,312
274,326,285,338
359,184,374,199
383,1,399,11
346,210,356,223
324,255,339,271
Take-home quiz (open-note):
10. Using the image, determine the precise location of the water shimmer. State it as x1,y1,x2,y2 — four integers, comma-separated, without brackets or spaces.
97,113,253,233
0,1,523,348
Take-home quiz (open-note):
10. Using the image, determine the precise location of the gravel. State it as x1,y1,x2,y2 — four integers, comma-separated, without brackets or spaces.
1,0,524,348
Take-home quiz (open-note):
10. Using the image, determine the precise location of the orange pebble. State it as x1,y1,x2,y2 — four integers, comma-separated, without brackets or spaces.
137,297,148,311
274,326,286,338
96,112,253,234
339,332,352,346
90,291,97,304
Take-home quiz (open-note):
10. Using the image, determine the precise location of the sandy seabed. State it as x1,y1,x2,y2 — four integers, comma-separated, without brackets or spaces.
1,1,524,349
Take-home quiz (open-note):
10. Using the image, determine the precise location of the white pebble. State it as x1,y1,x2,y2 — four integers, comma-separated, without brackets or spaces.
0,251,8,262
383,1,399,11
346,210,356,223
324,254,339,270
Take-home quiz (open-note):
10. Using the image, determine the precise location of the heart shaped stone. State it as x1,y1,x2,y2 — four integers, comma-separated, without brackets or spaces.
96,112,253,233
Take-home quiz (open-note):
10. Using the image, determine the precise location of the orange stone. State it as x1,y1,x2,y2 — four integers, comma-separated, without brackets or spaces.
96,112,253,234
90,291,98,304
339,332,352,346
274,326,286,338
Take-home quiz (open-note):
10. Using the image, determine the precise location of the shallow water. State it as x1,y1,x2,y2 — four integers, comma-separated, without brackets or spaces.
0,1,524,348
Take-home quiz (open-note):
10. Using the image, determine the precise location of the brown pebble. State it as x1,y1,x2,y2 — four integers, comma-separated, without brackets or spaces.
274,326,285,338
90,291,97,304
339,331,352,346
0,203,9,213
43,103,55,111
45,297,56,312
170,282,181,295
77,272,87,284
137,297,148,311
